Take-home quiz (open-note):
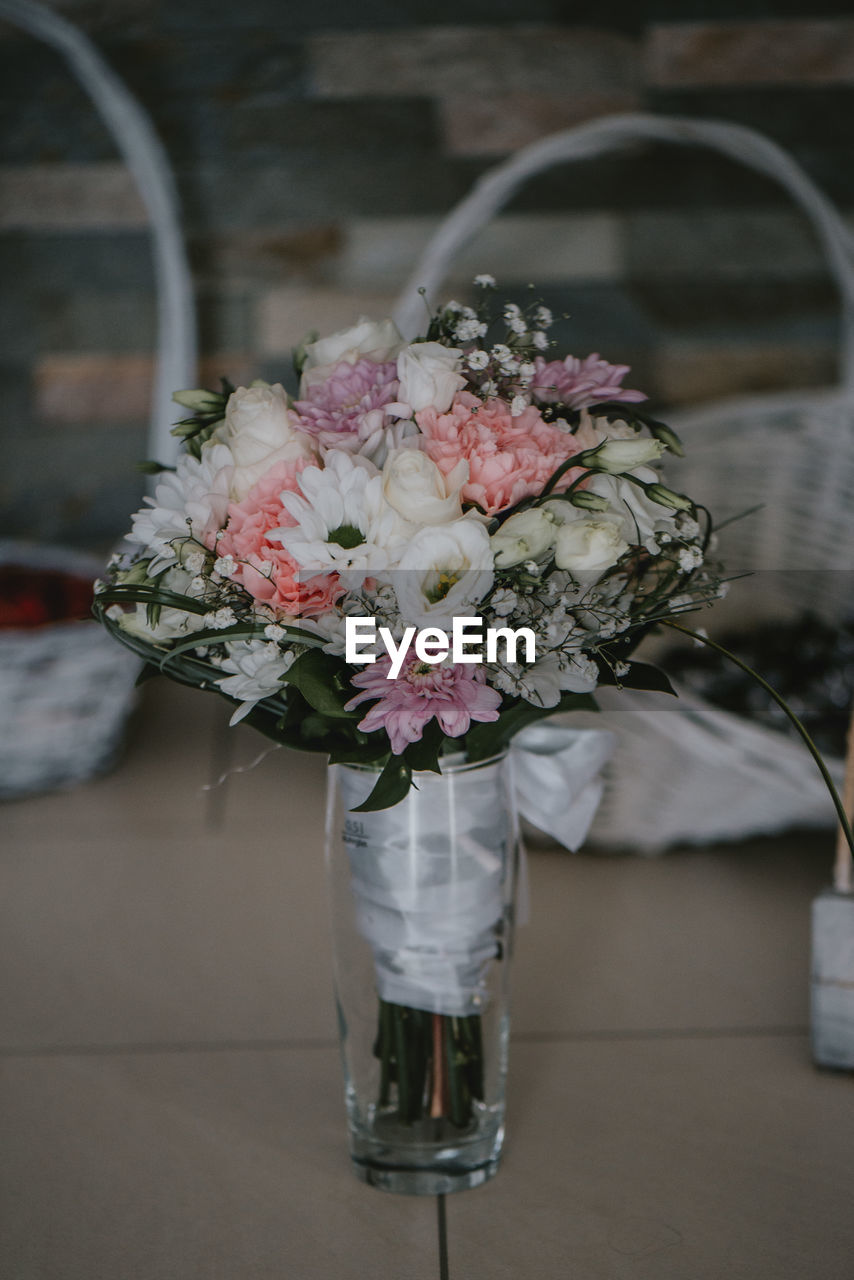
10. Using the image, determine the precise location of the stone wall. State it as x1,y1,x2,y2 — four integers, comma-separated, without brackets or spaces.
2,1,853,548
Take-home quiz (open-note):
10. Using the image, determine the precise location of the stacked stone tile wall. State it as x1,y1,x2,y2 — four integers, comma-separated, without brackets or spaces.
2,1,853,547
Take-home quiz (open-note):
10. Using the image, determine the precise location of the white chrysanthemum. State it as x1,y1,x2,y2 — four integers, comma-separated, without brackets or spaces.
215,639,296,724
269,451,412,584
129,444,234,574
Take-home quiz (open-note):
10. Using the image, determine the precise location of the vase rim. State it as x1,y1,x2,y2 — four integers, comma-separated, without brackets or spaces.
333,749,510,778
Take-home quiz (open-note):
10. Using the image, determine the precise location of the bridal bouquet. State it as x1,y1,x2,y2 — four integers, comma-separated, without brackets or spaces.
95,278,721,810
95,279,725,1187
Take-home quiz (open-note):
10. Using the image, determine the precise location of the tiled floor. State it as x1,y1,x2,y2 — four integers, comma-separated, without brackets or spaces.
2,681,853,1279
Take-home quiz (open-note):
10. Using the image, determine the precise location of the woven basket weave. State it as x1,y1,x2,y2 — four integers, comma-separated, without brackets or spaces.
0,543,140,799
393,113,853,851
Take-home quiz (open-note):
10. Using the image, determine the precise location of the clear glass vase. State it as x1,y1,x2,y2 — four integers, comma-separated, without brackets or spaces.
324,752,519,1195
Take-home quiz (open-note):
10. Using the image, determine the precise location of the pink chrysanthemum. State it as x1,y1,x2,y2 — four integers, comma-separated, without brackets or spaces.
416,391,585,516
215,461,343,617
345,653,501,756
292,359,400,450
530,354,646,409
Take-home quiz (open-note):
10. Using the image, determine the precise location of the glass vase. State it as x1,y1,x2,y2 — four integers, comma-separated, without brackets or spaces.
324,752,519,1195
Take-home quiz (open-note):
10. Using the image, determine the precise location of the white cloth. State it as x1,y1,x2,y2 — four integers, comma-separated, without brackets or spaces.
335,725,616,1015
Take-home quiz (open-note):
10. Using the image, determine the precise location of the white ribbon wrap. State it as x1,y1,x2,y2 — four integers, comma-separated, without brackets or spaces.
336,725,616,1016
512,724,617,850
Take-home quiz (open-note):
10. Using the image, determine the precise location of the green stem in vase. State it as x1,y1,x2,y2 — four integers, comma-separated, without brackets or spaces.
392,1004,414,1122
461,1014,485,1101
374,1001,484,1129
445,1016,472,1129
376,1000,393,1107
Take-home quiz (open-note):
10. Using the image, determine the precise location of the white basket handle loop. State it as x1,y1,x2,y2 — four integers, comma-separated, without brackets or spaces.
393,113,854,392
0,0,197,464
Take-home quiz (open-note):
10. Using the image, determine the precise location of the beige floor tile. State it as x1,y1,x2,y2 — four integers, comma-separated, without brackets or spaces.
2,682,230,841
0,826,336,1050
513,834,830,1036
3,1036,851,1279
0,1049,438,1280
1,759,831,1051
454,1034,854,1279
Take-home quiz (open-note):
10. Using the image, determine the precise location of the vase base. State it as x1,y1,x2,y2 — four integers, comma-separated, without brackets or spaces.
348,1115,504,1195
352,1156,500,1196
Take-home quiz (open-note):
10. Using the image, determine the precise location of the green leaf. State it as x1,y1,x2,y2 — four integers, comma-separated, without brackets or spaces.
597,660,676,695
465,691,599,761
351,754,413,812
135,459,176,475
95,584,211,615
284,648,361,719
403,719,447,773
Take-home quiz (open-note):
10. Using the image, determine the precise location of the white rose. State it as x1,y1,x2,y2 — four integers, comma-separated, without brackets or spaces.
301,318,403,389
392,517,494,627
221,382,315,500
490,507,558,568
554,517,629,573
382,449,468,526
396,341,467,413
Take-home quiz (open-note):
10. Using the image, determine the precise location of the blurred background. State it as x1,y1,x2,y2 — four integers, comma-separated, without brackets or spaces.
3,0,854,552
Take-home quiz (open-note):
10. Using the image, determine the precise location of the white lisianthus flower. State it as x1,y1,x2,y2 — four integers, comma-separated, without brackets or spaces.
216,639,296,724
300,318,404,389
219,382,316,500
129,443,235,574
490,508,557,568
584,467,679,554
392,517,494,628
382,449,468,526
553,517,629,573
270,451,412,584
395,341,467,414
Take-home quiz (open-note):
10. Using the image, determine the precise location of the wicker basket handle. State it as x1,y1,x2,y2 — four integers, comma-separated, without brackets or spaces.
0,0,197,464
393,113,854,392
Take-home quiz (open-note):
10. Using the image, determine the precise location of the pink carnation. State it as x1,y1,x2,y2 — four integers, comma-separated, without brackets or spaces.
216,461,343,618
531,353,646,409
292,358,400,450
416,391,585,516
345,653,501,756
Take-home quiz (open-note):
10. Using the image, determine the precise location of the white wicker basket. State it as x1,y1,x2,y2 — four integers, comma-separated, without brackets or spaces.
393,113,854,851
0,543,141,799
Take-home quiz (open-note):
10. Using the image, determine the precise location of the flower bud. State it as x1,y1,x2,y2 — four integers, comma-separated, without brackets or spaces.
577,437,665,474
645,483,694,512
567,490,611,512
647,420,685,457
172,388,223,413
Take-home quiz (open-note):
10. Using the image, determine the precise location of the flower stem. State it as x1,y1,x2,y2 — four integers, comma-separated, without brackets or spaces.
430,1014,445,1119
662,620,854,867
